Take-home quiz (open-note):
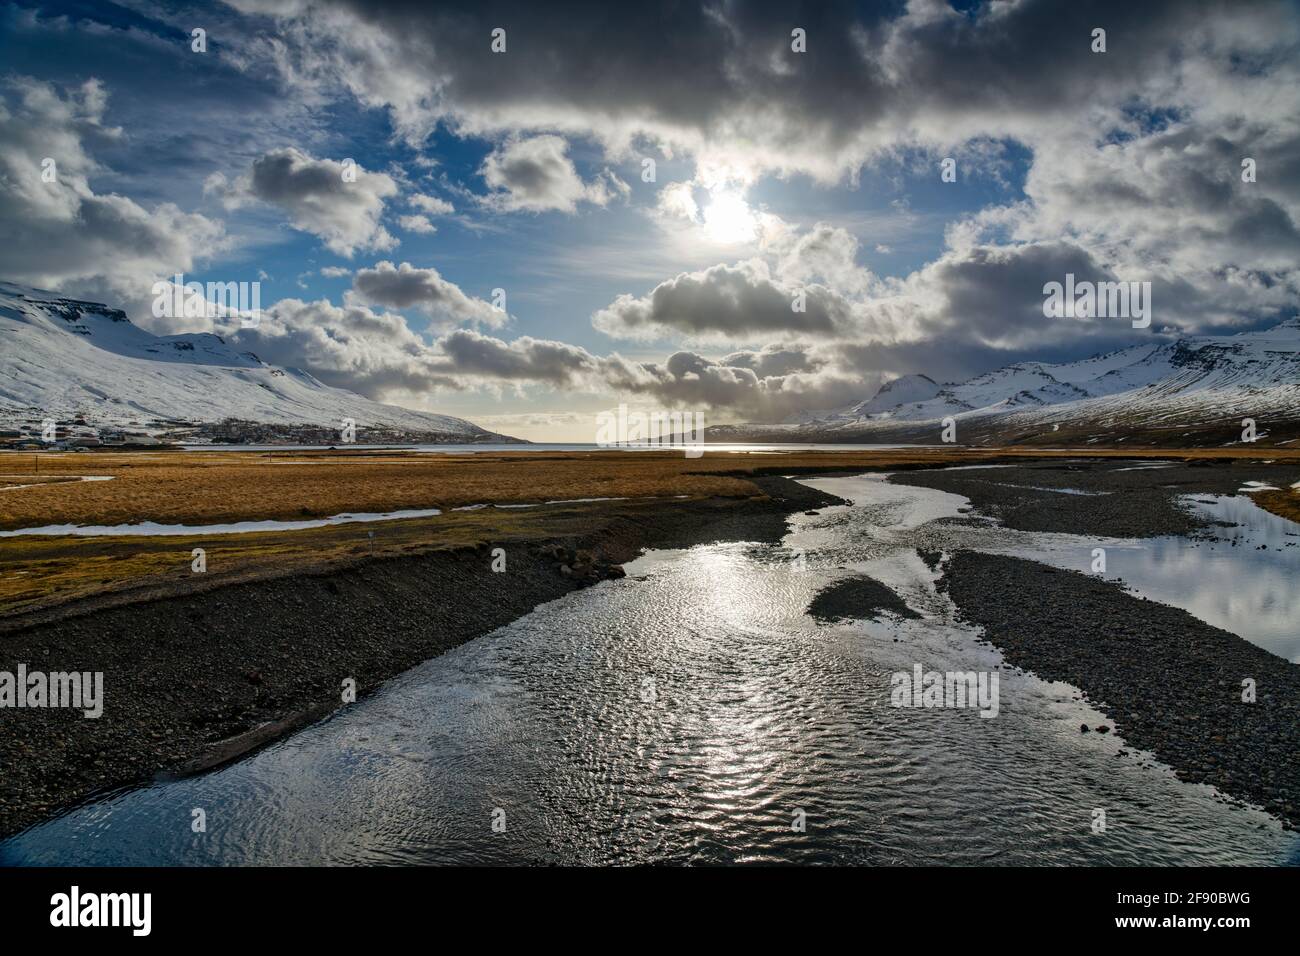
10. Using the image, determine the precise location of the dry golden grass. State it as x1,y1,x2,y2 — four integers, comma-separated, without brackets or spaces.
3,445,1297,617
3,445,1297,531
1255,486,1300,524
0,503,576,616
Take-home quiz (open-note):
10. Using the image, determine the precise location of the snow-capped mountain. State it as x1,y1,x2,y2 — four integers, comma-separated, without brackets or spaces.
711,319,1300,447
0,281,516,442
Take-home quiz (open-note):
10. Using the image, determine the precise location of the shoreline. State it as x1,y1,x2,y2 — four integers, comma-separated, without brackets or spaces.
0,476,843,840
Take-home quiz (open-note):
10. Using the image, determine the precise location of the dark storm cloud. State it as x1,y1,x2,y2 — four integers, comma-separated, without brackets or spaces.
227,0,1292,177
433,328,610,386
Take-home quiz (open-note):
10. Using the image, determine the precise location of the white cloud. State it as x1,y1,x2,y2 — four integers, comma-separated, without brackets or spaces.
207,146,399,256
397,214,437,234
409,193,454,215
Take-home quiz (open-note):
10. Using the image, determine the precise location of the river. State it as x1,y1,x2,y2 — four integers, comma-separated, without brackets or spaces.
3,472,1296,865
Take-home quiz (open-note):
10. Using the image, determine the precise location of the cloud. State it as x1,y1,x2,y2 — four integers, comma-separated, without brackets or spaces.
434,328,616,386
227,296,461,397
224,0,1290,179
0,76,225,311
655,182,700,223
422,328,880,422
409,193,454,215
479,134,627,213
208,146,398,256
350,260,505,327
397,214,436,234
217,1,1300,360
592,260,851,341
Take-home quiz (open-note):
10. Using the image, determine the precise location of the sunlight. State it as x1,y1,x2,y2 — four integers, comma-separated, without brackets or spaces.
702,189,758,244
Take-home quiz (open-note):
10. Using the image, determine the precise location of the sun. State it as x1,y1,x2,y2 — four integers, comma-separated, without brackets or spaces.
702,190,758,244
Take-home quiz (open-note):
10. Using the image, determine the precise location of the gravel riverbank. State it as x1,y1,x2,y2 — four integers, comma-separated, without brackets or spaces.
941,552,1300,829
807,575,919,623
888,459,1299,537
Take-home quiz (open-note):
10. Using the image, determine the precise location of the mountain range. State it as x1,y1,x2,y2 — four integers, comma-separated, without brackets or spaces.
710,318,1300,447
5,278,1297,449
0,281,515,443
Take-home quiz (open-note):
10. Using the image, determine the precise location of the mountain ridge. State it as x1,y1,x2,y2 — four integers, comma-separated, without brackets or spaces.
712,319,1300,447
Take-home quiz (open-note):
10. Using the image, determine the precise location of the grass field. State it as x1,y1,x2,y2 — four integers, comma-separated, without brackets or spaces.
3,446,1298,617
1255,485,1300,523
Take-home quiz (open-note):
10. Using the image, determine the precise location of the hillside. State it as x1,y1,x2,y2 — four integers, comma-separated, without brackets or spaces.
0,281,518,444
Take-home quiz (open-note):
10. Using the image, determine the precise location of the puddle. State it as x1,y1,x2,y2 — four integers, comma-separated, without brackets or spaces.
988,482,1106,496
0,494,696,537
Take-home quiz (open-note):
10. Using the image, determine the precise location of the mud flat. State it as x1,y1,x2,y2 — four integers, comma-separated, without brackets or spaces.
941,552,1300,830
0,476,841,839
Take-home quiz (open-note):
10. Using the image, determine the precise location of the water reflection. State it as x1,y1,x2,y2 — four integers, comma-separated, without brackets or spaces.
1002,494,1300,662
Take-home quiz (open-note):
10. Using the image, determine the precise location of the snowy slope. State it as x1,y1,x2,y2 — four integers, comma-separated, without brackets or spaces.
0,281,508,439
714,318,1300,445
834,373,942,419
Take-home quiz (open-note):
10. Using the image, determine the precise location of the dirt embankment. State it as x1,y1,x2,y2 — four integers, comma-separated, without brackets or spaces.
807,576,919,623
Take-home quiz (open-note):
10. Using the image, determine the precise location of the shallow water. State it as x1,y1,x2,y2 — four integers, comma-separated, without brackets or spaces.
0,507,444,537
990,493,1300,663
0,497,692,537
4,473,1295,866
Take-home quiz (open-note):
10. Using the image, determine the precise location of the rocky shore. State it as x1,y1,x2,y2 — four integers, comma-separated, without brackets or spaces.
0,476,842,839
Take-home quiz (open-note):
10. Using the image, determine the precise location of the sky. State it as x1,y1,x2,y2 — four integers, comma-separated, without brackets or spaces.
1,0,1298,441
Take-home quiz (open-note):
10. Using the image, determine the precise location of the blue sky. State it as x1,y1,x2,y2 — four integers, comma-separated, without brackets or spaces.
2,0,1297,439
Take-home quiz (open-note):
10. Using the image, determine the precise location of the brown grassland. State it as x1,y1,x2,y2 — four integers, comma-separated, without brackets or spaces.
2,446,1298,617
1256,485,1300,523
